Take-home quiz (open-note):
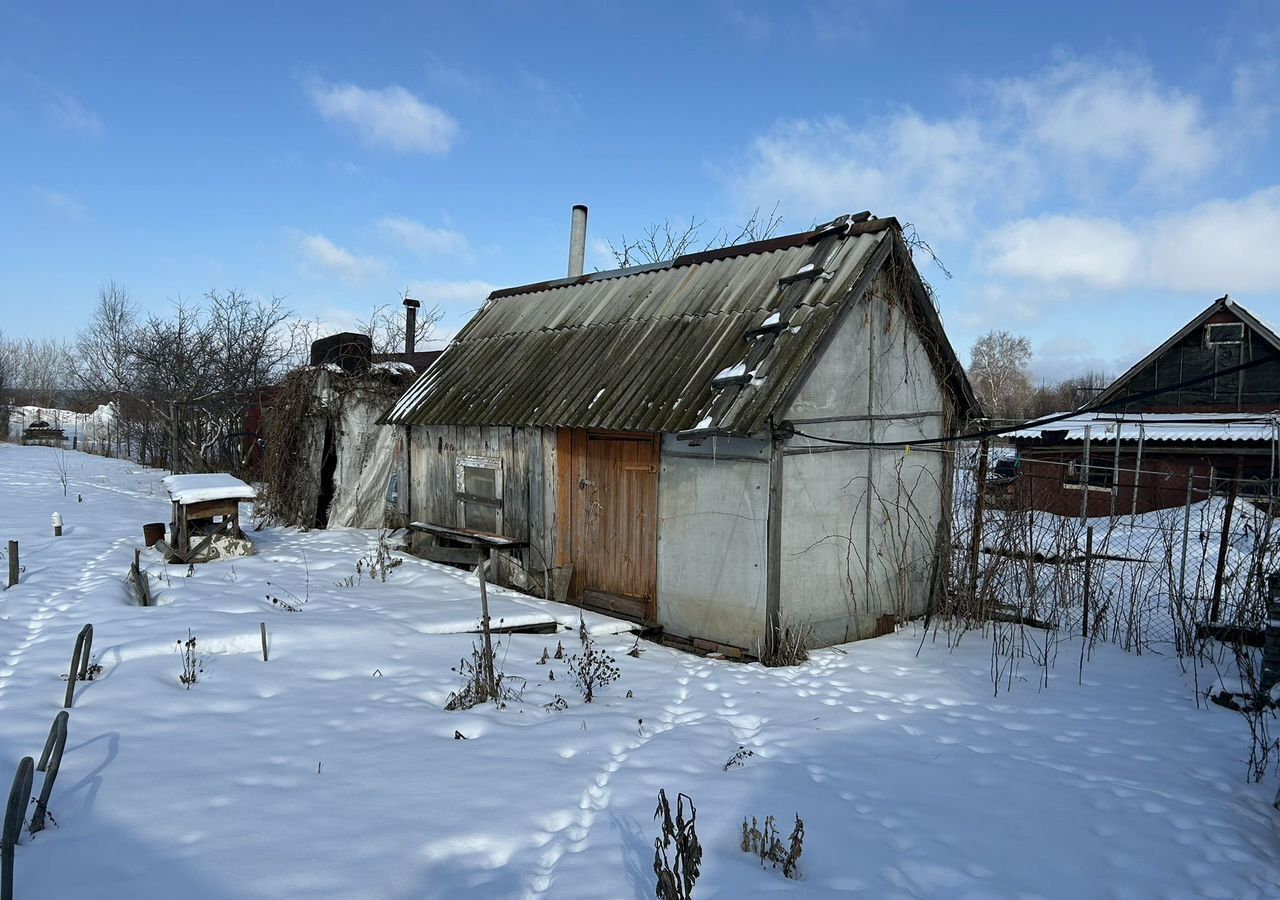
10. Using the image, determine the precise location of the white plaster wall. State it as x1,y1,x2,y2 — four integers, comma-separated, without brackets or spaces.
779,280,949,644
657,437,769,650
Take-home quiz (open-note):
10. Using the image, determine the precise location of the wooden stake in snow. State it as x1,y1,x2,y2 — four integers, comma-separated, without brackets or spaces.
477,561,497,697
6,541,16,589
260,622,269,662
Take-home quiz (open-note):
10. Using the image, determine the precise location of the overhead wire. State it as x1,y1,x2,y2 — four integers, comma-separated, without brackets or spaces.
786,352,1280,449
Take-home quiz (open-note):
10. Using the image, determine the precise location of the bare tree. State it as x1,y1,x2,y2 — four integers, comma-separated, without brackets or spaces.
4,336,71,408
67,285,300,471
72,281,138,399
357,295,444,354
969,330,1033,420
606,205,784,268
0,331,11,440
1030,369,1113,416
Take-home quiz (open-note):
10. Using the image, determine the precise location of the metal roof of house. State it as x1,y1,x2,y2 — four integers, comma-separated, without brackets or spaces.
386,214,978,435
1007,412,1280,445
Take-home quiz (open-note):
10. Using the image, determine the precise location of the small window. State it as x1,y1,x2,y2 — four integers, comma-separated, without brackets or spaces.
1205,322,1245,346
1064,459,1114,490
1212,465,1277,499
455,456,502,533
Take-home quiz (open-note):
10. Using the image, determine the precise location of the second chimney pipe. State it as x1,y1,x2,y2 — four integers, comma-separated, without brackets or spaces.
568,204,588,277
403,296,420,355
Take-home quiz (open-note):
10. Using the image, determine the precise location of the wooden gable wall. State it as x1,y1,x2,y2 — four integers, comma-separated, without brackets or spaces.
1106,309,1280,412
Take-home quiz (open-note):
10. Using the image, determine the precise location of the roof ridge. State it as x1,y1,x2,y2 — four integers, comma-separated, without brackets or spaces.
485,215,897,302
449,293,851,343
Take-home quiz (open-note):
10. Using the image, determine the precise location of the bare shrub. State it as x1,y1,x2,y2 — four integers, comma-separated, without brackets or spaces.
356,532,403,582
653,789,702,900
177,630,202,688
568,633,620,703
741,813,804,879
444,643,522,711
722,746,754,771
51,450,70,497
759,623,812,668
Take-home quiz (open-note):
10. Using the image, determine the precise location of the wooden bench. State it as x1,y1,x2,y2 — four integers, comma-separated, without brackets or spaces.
407,521,527,570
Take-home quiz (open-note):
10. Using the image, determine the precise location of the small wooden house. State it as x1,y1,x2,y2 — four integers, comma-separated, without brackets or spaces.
1007,296,1280,516
385,214,979,652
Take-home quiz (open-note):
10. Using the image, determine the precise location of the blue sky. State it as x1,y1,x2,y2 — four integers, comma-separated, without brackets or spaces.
2,1,1278,380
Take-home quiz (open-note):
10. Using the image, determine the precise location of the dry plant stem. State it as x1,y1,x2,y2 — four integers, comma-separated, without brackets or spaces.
653,790,702,900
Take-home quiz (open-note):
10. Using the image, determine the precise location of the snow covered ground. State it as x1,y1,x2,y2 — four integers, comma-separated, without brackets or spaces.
2,444,1280,898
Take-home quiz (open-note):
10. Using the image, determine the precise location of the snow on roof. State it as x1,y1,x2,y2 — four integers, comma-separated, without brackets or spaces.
162,474,256,504
1007,412,1280,444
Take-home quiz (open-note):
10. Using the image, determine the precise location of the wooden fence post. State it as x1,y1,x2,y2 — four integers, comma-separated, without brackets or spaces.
6,542,16,589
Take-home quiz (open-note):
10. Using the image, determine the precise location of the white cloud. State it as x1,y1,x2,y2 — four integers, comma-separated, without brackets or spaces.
292,232,387,285
729,57,1234,244
31,187,87,223
984,186,1280,295
731,113,1032,241
406,279,498,309
306,78,458,154
1146,187,1280,294
986,215,1144,290
377,216,469,258
996,60,1215,185
724,6,770,41
45,91,102,136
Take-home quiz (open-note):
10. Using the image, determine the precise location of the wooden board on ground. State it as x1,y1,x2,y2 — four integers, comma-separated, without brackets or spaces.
579,589,651,625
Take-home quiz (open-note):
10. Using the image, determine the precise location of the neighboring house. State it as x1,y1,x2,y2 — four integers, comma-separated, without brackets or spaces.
1005,296,1280,517
384,213,980,653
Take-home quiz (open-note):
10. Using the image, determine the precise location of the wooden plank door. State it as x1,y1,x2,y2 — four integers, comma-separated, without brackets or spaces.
557,429,659,620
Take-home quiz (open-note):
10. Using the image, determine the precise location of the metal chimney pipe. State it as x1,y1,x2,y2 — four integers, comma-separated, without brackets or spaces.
568,204,588,277
403,296,420,355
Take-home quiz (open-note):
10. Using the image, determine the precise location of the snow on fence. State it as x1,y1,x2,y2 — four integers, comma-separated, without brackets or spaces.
944,460,1280,662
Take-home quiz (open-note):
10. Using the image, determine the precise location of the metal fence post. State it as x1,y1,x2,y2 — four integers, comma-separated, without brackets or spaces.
30,712,68,834
1,757,34,900
64,624,94,709
1260,573,1280,698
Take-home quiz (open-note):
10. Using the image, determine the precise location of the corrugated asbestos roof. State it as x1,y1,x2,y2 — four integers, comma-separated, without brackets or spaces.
1008,412,1280,444
386,214,973,434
